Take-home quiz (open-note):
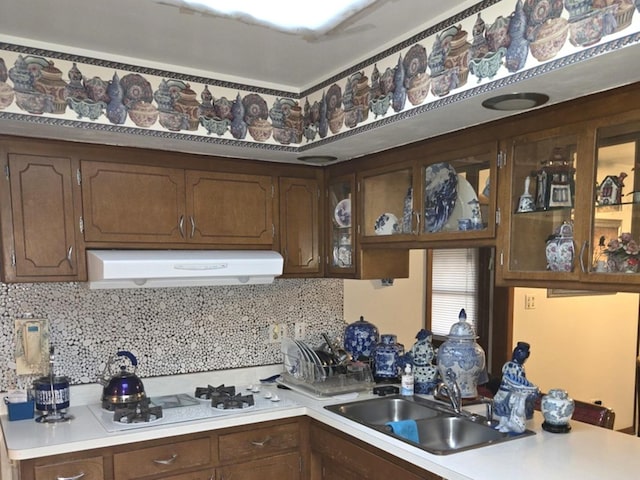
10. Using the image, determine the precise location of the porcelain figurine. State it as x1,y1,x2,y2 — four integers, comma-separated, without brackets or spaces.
541,388,575,433
496,390,528,433
407,329,439,394
436,309,487,398
372,334,404,382
493,342,540,421
343,316,380,361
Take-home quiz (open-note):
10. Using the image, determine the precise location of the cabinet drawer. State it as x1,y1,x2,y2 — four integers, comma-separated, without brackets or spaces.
113,437,212,480
34,456,104,480
218,422,299,463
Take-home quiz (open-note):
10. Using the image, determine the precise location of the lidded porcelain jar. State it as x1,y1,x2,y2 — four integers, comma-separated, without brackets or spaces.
541,388,575,433
372,334,404,382
545,222,575,272
343,316,379,361
436,309,486,398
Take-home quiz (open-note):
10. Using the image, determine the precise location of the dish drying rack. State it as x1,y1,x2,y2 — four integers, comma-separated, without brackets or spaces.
280,342,374,397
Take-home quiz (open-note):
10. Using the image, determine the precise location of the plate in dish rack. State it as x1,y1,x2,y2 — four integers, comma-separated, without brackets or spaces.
281,338,304,379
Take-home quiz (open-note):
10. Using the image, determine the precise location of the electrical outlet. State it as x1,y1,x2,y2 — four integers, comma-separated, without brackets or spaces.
524,294,536,310
294,322,306,340
268,324,287,343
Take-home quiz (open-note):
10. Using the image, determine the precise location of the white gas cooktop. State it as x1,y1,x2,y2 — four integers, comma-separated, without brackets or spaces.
88,388,299,433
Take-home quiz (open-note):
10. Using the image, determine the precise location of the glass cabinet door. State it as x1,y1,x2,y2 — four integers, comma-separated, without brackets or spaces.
588,119,640,280
359,163,413,241
503,129,582,279
328,175,356,273
417,142,496,239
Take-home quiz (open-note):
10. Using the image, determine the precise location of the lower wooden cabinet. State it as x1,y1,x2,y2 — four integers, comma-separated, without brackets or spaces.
309,419,439,480
18,419,302,480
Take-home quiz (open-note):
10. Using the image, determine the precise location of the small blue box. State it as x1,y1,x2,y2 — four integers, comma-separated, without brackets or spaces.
5,398,35,421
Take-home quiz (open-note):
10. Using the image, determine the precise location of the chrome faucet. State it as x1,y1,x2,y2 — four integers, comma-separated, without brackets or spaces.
479,396,494,426
436,368,462,415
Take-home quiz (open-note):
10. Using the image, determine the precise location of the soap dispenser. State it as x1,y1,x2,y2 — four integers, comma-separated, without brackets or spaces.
401,364,414,396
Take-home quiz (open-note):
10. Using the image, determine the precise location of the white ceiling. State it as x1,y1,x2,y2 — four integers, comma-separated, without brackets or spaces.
0,0,639,164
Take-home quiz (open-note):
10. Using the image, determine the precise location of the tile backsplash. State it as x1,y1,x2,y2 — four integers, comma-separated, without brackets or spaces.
0,278,344,391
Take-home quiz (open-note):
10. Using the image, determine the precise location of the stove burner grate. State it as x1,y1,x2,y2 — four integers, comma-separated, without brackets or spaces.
213,393,255,410
113,397,163,423
195,384,236,400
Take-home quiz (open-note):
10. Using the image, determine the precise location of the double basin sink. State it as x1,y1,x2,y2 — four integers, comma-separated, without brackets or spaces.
325,394,534,455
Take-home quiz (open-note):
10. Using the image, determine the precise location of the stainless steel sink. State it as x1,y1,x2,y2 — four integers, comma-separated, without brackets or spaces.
325,395,534,455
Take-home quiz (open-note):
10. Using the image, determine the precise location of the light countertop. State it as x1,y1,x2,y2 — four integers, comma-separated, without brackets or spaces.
2,369,640,480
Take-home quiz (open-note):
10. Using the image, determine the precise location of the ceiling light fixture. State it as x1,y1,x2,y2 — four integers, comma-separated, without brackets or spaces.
481,93,550,111
171,0,377,34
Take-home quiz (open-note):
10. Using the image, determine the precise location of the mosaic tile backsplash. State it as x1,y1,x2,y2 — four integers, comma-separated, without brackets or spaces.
0,278,344,391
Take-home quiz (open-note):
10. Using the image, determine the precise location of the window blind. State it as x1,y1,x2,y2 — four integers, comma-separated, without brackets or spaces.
431,248,478,336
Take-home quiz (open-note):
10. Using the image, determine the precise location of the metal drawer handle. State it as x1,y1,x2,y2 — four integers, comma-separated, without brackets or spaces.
250,436,272,447
56,472,85,480
66,246,73,266
579,240,587,273
153,453,178,465
190,216,196,238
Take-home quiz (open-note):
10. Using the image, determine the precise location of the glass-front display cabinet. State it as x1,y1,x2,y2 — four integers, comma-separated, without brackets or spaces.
327,174,356,275
500,127,586,282
415,142,497,241
585,118,640,284
359,142,497,245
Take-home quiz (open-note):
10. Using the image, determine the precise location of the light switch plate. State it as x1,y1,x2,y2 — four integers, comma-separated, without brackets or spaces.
14,318,50,375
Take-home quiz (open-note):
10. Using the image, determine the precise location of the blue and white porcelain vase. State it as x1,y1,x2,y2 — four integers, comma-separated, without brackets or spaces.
541,389,575,433
343,316,380,361
409,329,439,394
373,334,404,382
436,309,486,398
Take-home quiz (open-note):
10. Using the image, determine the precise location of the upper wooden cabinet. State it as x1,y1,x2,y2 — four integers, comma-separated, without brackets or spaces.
279,176,322,275
81,161,275,247
0,149,85,282
358,142,498,247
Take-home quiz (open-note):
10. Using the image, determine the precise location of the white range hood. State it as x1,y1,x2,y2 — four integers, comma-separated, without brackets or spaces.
86,250,284,289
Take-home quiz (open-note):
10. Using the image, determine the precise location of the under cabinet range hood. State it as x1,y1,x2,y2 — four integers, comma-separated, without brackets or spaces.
86,250,284,289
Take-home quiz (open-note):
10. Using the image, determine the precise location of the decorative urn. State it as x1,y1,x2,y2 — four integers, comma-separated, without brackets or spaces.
343,316,379,361
436,309,486,398
372,334,404,383
541,388,575,433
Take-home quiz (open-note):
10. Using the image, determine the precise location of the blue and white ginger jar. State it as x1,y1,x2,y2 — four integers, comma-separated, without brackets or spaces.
373,334,404,381
436,309,486,398
343,316,379,360
541,389,575,427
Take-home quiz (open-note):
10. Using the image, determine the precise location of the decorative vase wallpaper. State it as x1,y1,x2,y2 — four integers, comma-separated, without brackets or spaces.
0,0,638,154
0,278,344,391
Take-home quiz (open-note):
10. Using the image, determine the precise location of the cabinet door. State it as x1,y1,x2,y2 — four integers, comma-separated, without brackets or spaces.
4,153,82,280
417,142,497,241
327,174,356,275
279,177,321,275
498,126,586,283
217,452,301,480
359,163,414,242
81,161,185,243
186,171,274,245
584,115,640,287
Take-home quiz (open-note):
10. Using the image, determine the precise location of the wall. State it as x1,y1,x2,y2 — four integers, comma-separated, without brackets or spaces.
0,278,345,392
343,250,426,350
512,287,639,431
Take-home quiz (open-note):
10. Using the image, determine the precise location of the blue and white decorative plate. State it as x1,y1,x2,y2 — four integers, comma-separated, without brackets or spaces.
374,212,400,235
424,163,458,233
334,198,351,227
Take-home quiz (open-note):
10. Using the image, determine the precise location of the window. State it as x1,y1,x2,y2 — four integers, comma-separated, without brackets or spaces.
428,248,479,337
